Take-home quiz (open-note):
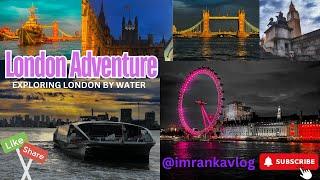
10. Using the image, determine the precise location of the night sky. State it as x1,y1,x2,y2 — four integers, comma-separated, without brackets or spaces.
174,0,259,32
160,61,320,128
0,0,80,34
90,0,172,43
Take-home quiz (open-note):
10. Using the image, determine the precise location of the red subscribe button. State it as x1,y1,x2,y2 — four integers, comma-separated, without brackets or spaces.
259,153,319,170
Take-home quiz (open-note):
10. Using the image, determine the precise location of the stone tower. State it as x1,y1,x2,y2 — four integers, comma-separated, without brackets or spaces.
287,1,301,38
202,9,210,37
277,106,282,120
237,10,246,38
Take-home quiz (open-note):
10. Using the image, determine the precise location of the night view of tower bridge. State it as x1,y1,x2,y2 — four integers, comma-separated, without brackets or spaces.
173,0,259,61
0,0,80,59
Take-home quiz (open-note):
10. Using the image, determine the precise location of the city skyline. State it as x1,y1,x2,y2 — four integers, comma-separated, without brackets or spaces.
0,108,157,122
0,108,159,129
161,61,320,128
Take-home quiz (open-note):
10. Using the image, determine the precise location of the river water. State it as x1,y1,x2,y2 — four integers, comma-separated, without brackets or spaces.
173,37,260,61
0,41,80,60
0,128,160,180
161,140,320,179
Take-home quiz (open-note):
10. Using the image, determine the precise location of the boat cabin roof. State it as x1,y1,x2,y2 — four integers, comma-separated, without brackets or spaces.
64,121,150,131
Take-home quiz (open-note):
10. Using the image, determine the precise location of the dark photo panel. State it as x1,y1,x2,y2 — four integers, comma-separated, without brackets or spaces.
173,0,260,61
160,61,320,179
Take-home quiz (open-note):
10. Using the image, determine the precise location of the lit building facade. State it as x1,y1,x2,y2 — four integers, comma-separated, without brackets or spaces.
224,101,252,121
298,116,320,140
222,113,320,140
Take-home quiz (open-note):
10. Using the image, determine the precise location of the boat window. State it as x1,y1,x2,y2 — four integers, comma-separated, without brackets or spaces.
124,125,153,142
57,125,69,136
68,125,76,135
54,125,69,142
78,124,123,141
68,126,87,143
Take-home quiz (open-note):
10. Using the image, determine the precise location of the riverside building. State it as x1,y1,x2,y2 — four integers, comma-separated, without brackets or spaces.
222,104,320,140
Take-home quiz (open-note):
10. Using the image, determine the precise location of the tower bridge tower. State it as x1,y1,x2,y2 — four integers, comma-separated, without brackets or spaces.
202,9,211,37
52,21,59,42
237,10,246,38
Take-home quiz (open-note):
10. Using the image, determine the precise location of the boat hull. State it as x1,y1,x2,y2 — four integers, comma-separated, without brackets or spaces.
18,28,43,46
54,140,154,163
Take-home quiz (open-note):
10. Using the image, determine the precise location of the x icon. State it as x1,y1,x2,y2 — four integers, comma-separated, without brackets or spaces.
16,149,32,180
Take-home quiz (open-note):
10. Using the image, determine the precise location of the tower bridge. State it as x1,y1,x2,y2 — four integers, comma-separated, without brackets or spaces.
42,21,80,41
173,9,259,38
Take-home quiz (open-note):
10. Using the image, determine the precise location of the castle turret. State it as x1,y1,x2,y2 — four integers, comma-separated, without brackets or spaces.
121,17,125,40
134,16,139,41
98,1,105,26
287,1,301,38
122,17,125,29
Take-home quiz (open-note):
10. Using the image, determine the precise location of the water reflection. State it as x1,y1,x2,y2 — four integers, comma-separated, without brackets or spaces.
237,38,247,59
24,44,41,56
201,38,213,59
300,143,320,153
174,141,191,159
166,141,320,159
174,37,259,61
0,128,160,179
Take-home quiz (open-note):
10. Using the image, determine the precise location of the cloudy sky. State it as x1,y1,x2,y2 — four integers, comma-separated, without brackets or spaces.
174,0,259,32
0,0,80,35
0,62,160,122
260,0,320,37
90,0,172,43
161,61,320,129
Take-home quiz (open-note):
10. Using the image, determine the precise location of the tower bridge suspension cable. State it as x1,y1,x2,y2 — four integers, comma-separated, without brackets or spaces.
178,20,203,34
245,20,259,33
174,10,259,37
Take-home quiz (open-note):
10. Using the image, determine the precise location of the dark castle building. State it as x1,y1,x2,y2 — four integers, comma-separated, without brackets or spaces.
97,2,112,47
121,16,139,45
82,1,167,59
114,16,165,50
262,1,320,60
